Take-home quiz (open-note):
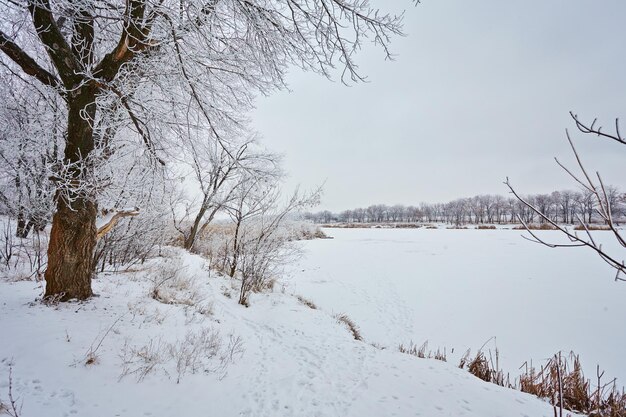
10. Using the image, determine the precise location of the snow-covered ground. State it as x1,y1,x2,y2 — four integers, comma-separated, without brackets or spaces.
284,227,626,384
2,227,622,417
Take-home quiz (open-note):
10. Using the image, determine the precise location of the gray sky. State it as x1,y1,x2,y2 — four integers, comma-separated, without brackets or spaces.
252,0,626,212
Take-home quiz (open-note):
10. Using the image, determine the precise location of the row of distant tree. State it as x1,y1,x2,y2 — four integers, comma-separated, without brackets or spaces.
305,188,625,225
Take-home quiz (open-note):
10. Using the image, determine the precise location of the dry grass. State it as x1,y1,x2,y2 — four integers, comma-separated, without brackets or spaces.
335,313,362,341
299,228,331,240
573,224,611,231
322,223,371,229
398,341,447,362
476,225,497,230
398,340,428,358
461,349,512,388
512,223,558,230
518,352,626,416
433,348,448,362
394,336,626,416
457,349,626,416
322,223,424,229
392,223,422,229
168,328,223,382
295,295,317,310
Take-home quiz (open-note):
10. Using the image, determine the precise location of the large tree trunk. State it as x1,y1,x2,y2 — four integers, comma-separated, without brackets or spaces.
44,198,97,300
44,86,97,301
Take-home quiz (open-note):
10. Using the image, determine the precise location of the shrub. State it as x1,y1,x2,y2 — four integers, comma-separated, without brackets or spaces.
119,329,243,383
149,258,202,307
119,338,167,382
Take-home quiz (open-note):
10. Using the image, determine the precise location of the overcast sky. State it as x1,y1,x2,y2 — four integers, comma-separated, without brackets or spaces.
251,0,626,212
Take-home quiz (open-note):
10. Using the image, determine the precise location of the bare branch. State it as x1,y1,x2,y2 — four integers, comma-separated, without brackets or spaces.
0,30,61,90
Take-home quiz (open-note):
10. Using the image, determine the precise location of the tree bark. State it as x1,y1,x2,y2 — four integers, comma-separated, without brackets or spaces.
15,207,30,238
44,86,98,301
229,218,242,278
44,198,97,300
184,204,208,250
184,204,220,250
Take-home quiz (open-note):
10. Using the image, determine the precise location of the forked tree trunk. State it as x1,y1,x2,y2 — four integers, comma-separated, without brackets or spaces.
184,204,208,250
44,86,98,301
184,204,220,250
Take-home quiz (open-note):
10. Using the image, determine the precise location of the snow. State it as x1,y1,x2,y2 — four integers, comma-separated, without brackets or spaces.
1,228,618,417
95,208,140,230
284,227,626,384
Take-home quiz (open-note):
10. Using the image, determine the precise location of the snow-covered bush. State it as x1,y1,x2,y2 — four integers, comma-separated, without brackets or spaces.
149,257,202,307
119,338,167,382
119,329,243,383
233,219,302,305
168,328,222,382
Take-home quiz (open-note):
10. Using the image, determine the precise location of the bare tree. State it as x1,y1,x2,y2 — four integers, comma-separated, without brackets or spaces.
222,166,282,280
172,137,280,251
506,113,626,281
226,181,321,305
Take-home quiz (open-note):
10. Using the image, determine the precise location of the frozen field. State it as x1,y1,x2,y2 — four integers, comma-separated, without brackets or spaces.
284,227,626,384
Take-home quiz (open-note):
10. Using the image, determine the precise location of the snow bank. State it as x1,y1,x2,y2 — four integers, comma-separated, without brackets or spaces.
0,246,578,417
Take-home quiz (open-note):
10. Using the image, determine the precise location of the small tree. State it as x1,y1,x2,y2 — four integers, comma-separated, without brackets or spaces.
220,163,320,305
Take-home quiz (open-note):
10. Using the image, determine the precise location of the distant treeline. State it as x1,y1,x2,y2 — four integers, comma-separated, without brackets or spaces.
306,187,626,225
